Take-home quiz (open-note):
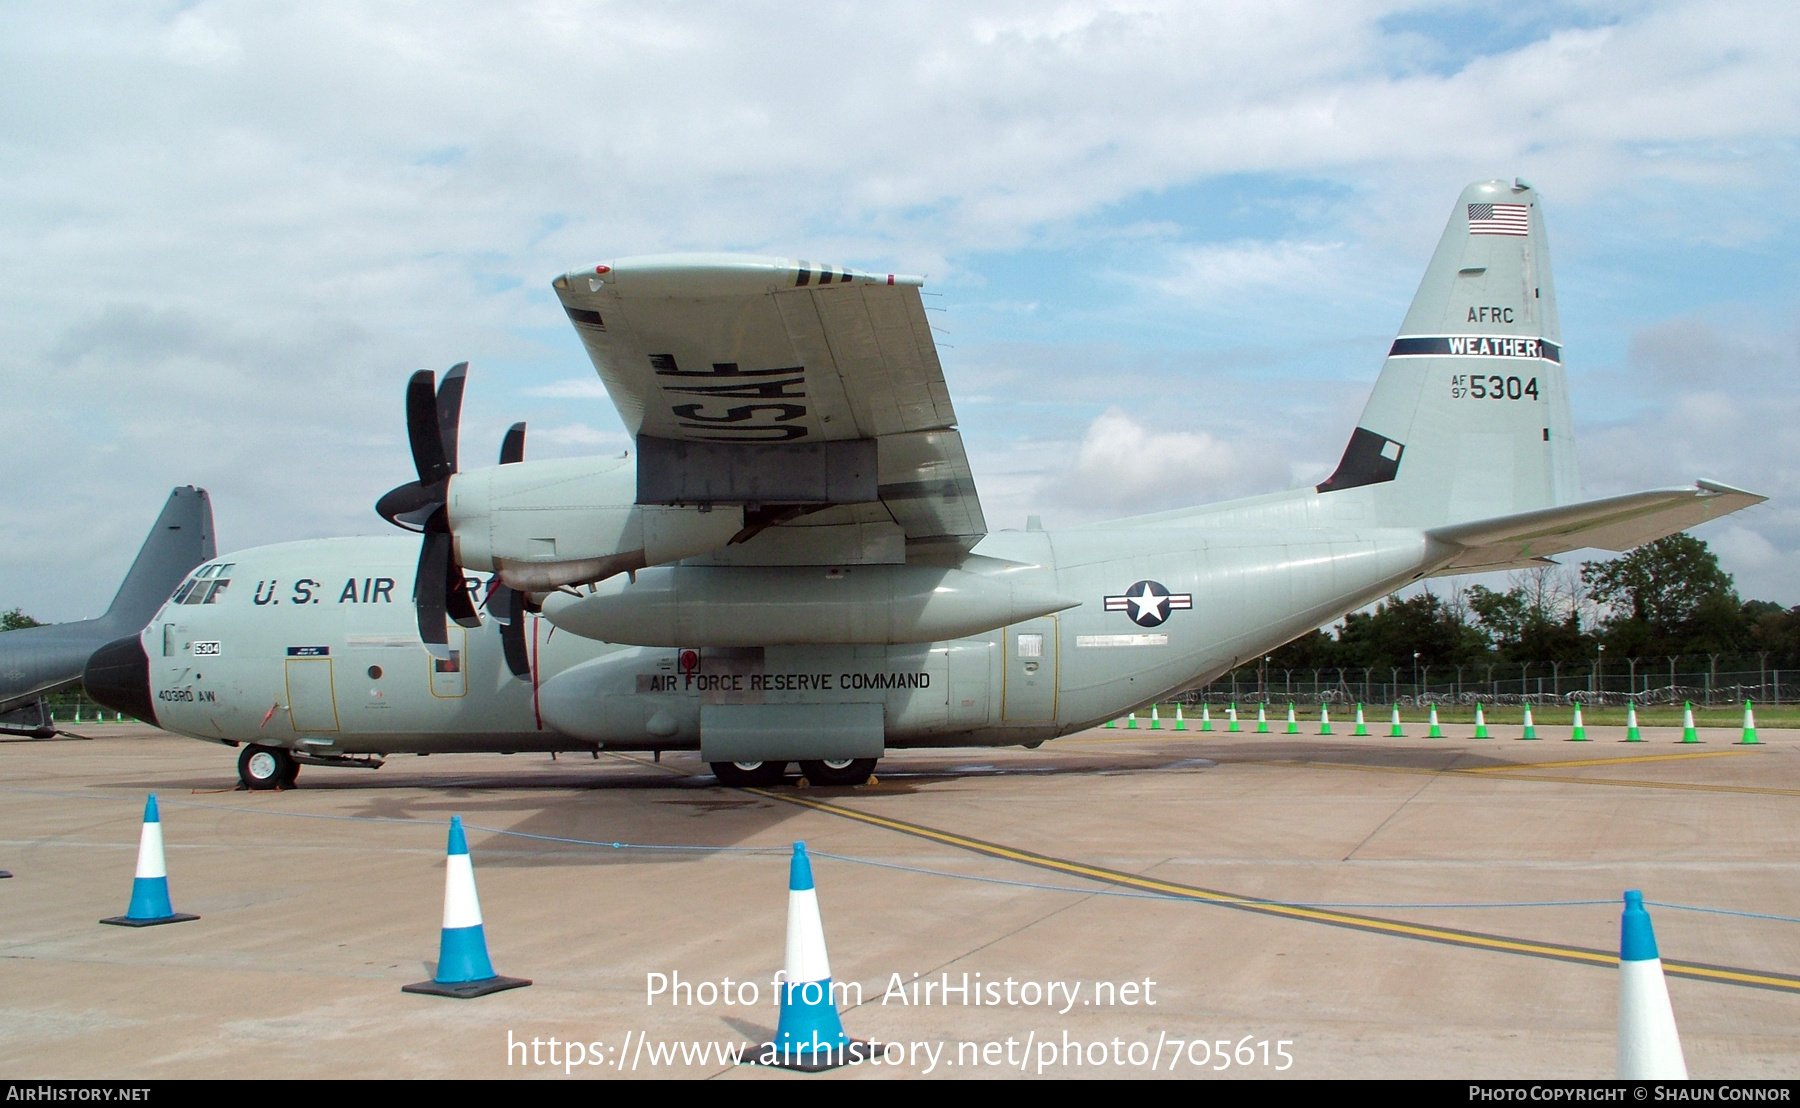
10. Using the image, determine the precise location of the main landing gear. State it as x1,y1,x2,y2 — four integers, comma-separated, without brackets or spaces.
708,758,879,788
708,760,788,788
798,758,878,787
238,744,299,790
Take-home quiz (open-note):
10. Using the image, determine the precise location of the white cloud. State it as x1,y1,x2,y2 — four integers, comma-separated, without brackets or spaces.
1710,525,1781,573
525,378,611,400
4,1,1800,617
530,424,630,451
1147,239,1346,306
1043,406,1292,515
165,11,242,67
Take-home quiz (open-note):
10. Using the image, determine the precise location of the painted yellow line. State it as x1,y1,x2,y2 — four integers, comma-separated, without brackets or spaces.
751,789,1800,994
1249,757,1800,797
1467,774,1800,798
1468,750,1757,773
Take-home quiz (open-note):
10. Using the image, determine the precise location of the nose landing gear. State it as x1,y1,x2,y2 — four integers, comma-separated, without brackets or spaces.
238,744,299,790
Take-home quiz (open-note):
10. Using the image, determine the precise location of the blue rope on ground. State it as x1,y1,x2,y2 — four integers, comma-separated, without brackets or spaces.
5,784,1793,922
1646,901,1800,926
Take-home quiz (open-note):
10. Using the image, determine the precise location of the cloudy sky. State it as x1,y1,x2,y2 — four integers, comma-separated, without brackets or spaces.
4,1,1797,622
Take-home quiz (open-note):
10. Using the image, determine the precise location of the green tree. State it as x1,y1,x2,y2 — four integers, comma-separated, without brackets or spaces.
1334,588,1489,670
1467,567,1591,663
1267,628,1340,671
1581,534,1745,655
1,608,43,631
1745,600,1800,666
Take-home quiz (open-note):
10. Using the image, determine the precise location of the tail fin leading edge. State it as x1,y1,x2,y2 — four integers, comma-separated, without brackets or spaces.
1319,180,1578,528
99,487,215,634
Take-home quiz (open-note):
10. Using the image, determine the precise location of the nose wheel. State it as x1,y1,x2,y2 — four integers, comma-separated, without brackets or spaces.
238,744,299,790
708,760,789,788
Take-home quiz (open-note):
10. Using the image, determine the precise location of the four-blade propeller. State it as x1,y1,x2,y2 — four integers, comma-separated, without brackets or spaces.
375,364,530,677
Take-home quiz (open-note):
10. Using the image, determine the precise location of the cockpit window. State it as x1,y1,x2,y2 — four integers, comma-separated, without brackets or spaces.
175,563,236,605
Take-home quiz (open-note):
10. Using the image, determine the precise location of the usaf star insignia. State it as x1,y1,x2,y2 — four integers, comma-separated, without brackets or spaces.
1103,580,1193,628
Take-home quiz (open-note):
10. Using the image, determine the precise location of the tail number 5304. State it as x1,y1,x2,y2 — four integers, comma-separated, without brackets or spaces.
1454,375,1540,402
1451,374,1538,400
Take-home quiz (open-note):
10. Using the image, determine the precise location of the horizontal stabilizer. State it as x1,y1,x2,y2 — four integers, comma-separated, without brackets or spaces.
1426,481,1765,574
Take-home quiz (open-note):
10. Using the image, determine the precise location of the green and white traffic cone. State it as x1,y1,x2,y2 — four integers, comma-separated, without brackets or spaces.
1104,716,1116,729
1174,704,1187,732
1680,702,1699,744
1284,703,1299,734
1227,703,1241,732
1319,704,1332,735
1353,703,1368,736
1570,703,1589,742
1739,699,1759,745
1389,705,1404,737
1150,704,1161,730
1427,704,1443,738
1473,703,1490,739
1127,712,1137,730
1625,701,1642,742
1200,703,1212,732
1521,705,1539,740
1255,703,1269,733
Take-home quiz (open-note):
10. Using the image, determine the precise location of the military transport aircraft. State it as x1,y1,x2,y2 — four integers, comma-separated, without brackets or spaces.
1,487,212,737
86,181,1763,790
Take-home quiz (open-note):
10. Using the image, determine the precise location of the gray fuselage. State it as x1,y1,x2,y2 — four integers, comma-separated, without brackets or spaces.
137,489,1437,756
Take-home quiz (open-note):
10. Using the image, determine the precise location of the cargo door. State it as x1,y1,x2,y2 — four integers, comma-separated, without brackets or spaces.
284,657,340,733
1001,617,1058,722
947,640,993,727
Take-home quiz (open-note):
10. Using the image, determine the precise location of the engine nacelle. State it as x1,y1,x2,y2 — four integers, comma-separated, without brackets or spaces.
539,562,1078,646
447,455,744,590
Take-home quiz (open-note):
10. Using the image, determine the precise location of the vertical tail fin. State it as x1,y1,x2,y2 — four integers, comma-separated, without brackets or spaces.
1317,180,1578,527
99,487,216,634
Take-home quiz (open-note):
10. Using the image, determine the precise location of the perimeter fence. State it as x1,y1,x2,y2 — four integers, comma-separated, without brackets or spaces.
1185,656,1793,708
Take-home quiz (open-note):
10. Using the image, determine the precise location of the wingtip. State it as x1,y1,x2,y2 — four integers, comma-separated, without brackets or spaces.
1695,479,1767,504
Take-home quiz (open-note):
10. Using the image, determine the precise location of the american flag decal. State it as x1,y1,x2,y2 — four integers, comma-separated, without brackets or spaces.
1468,203,1529,237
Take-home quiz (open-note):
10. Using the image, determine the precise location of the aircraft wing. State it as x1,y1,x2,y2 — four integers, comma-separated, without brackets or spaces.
552,255,984,559
1426,481,1766,574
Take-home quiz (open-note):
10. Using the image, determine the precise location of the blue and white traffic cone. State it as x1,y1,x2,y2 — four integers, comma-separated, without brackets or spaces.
403,816,530,998
100,795,198,927
766,842,865,1070
1618,890,1687,1079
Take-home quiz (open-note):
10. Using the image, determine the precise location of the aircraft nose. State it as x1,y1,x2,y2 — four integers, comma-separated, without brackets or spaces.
84,636,157,726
